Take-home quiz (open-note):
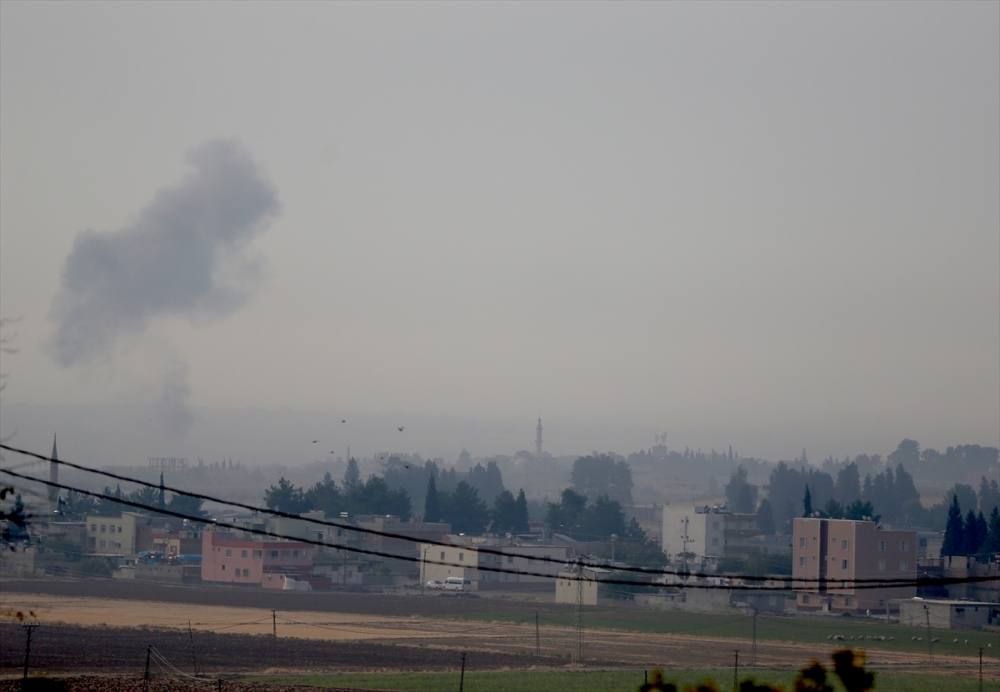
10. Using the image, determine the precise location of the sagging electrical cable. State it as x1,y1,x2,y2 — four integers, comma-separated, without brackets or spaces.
2,454,996,592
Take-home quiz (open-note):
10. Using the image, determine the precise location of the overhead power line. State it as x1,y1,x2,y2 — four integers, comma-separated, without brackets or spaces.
5,468,994,594
2,446,997,592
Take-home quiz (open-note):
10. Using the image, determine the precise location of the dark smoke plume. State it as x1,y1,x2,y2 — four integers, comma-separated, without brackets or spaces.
48,139,279,433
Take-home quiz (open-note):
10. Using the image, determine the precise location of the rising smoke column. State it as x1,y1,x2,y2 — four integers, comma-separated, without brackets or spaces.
48,139,280,433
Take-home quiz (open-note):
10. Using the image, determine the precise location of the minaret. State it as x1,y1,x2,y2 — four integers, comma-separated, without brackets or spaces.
535,418,543,458
48,434,59,515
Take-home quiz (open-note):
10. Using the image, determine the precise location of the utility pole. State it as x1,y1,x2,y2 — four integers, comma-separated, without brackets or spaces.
732,649,739,692
751,606,757,667
535,611,540,659
21,622,39,683
459,652,467,692
188,620,198,676
923,605,933,663
422,545,431,596
142,645,151,692
978,647,983,692
575,564,585,663
272,610,277,643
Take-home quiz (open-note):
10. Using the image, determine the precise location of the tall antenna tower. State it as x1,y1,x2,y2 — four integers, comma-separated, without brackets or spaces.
535,418,543,458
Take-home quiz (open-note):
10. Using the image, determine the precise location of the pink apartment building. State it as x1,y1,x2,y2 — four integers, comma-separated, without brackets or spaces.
201,531,314,587
792,517,916,613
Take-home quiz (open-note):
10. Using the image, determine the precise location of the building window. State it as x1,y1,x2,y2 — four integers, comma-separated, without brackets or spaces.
91,524,97,533
877,599,885,607
712,522,719,530
243,569,250,577
841,559,849,569
253,550,262,558
799,557,806,567
955,608,964,617
528,558,535,564
118,526,123,533
222,564,225,570
270,551,279,558
803,595,810,604
241,550,247,558
292,550,299,558
899,560,908,571
226,549,232,558
768,597,777,606
845,598,853,607
842,540,849,550
799,537,806,548
899,540,908,552
507,556,513,564
878,540,885,551
919,538,927,548
459,553,464,562
440,552,445,560
878,560,885,571
101,525,106,533
99,540,106,549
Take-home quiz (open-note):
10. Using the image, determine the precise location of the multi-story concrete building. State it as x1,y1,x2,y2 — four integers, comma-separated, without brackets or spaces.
86,512,148,556
200,530,315,587
792,517,916,613
661,505,760,567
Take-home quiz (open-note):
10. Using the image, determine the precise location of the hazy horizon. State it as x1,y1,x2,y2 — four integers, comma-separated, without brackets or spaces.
2,3,997,464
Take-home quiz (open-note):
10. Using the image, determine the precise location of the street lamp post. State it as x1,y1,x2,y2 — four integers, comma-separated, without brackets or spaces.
422,545,431,596
611,534,617,565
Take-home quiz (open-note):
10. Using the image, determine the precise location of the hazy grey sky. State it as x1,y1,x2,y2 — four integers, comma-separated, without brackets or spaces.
1,2,997,462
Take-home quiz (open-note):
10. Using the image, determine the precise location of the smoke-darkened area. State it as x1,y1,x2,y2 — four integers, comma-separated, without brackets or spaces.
47,139,279,367
42,140,279,434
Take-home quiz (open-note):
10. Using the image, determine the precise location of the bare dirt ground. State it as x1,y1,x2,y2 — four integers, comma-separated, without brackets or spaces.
1,579,992,681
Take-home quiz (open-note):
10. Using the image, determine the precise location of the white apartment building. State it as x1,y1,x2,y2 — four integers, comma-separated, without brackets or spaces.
420,539,570,590
661,505,759,565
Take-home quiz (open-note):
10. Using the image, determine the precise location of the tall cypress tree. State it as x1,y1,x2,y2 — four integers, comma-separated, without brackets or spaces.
514,489,529,533
803,485,813,517
941,494,964,556
423,474,441,523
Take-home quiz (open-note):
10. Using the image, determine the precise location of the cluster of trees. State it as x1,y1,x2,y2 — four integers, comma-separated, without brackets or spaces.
423,476,528,535
569,454,633,505
759,459,922,535
941,493,1000,559
264,461,412,520
263,458,531,538
820,440,998,485
53,479,208,522
545,488,664,568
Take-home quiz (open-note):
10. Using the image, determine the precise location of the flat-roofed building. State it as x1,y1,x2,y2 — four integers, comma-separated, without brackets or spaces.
200,530,314,586
792,517,916,613
420,539,570,591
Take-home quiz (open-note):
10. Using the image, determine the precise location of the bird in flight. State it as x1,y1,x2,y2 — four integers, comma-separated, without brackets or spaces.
397,426,404,432
312,440,319,444
341,420,346,423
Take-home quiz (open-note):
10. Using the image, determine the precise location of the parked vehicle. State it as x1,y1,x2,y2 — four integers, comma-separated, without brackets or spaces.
443,577,471,591
425,580,443,590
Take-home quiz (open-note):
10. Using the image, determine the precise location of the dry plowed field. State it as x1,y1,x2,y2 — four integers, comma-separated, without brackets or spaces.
0,579,990,681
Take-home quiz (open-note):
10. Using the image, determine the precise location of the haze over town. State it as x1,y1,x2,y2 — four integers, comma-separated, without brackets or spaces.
1,2,998,468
